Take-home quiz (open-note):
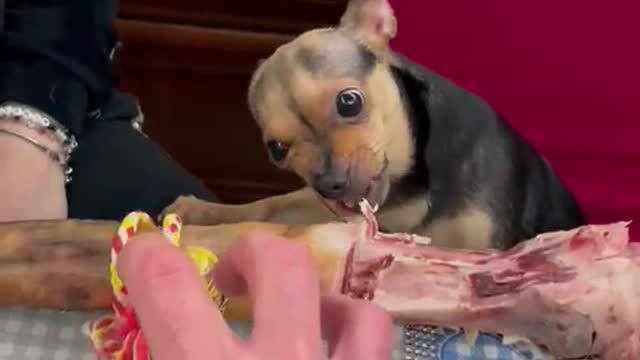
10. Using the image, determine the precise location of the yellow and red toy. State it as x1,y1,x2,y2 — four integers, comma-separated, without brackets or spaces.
85,211,228,359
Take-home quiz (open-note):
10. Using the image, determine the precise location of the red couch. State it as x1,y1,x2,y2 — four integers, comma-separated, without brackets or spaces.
390,0,640,240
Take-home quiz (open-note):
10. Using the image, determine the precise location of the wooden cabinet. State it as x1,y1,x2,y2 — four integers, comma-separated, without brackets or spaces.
117,0,347,34
114,0,347,203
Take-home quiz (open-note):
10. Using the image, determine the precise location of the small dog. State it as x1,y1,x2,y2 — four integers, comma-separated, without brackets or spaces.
164,0,585,250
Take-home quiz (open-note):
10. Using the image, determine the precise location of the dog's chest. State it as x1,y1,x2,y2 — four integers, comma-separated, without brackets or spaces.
376,195,431,234
376,196,495,250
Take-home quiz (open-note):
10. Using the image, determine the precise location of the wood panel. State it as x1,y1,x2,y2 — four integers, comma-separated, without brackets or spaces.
115,19,305,203
114,0,346,203
118,0,347,34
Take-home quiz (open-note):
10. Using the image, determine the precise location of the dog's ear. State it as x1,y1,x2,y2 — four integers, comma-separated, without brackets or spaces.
339,0,397,54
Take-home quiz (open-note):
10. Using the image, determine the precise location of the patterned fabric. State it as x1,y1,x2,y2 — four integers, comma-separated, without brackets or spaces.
0,308,555,360
403,325,554,360
0,308,97,360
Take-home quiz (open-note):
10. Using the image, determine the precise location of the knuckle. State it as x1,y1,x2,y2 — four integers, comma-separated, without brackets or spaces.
239,232,316,277
349,300,392,326
118,234,199,296
134,242,193,281
254,235,311,265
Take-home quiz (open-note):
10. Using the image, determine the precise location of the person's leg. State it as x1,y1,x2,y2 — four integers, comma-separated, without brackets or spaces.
0,0,117,221
0,119,68,221
66,91,217,220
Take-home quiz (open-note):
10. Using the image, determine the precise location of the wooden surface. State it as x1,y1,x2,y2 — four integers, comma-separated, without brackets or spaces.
118,0,347,34
114,0,347,203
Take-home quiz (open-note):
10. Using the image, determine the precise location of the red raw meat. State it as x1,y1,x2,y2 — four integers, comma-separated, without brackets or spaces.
343,201,640,360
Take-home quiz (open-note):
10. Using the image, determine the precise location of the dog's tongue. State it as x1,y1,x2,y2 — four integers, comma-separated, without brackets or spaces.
341,199,361,210
339,189,366,210
346,183,378,207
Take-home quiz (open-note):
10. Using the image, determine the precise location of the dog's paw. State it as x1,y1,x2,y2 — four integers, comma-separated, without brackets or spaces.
161,195,225,225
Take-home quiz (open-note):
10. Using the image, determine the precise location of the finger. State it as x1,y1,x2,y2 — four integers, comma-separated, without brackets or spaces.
213,233,323,358
117,233,239,360
321,295,393,360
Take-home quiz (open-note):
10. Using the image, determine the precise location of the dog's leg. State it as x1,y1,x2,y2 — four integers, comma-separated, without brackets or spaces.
163,187,339,225
422,208,497,250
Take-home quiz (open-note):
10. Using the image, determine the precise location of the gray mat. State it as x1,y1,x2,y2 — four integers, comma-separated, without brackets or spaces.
0,308,550,360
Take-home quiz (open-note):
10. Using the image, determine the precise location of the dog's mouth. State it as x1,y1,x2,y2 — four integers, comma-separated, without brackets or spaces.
339,177,385,210
320,159,390,221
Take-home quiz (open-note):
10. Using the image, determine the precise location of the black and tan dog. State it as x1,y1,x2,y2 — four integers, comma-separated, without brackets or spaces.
164,0,584,250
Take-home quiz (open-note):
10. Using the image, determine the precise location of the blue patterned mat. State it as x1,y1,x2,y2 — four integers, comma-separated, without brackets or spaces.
403,325,553,360
0,308,554,360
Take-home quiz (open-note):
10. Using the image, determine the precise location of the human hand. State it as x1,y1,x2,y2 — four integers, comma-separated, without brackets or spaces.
117,232,394,360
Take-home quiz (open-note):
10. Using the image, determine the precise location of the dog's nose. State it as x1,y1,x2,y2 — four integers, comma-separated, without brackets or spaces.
312,172,351,200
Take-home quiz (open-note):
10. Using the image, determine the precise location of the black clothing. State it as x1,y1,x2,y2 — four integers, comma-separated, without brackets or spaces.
1,0,217,220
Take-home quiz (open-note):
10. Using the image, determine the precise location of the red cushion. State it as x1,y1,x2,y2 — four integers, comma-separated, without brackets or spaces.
389,0,640,240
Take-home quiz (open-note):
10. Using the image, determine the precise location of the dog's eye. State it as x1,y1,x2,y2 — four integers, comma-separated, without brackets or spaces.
266,141,290,164
336,88,364,118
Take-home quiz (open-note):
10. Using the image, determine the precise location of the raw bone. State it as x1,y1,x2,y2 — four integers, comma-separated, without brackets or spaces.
346,201,640,360
0,203,637,359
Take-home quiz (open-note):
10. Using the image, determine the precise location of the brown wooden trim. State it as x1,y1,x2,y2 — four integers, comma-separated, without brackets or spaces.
112,10,326,203
204,178,303,204
117,0,347,34
115,19,293,75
